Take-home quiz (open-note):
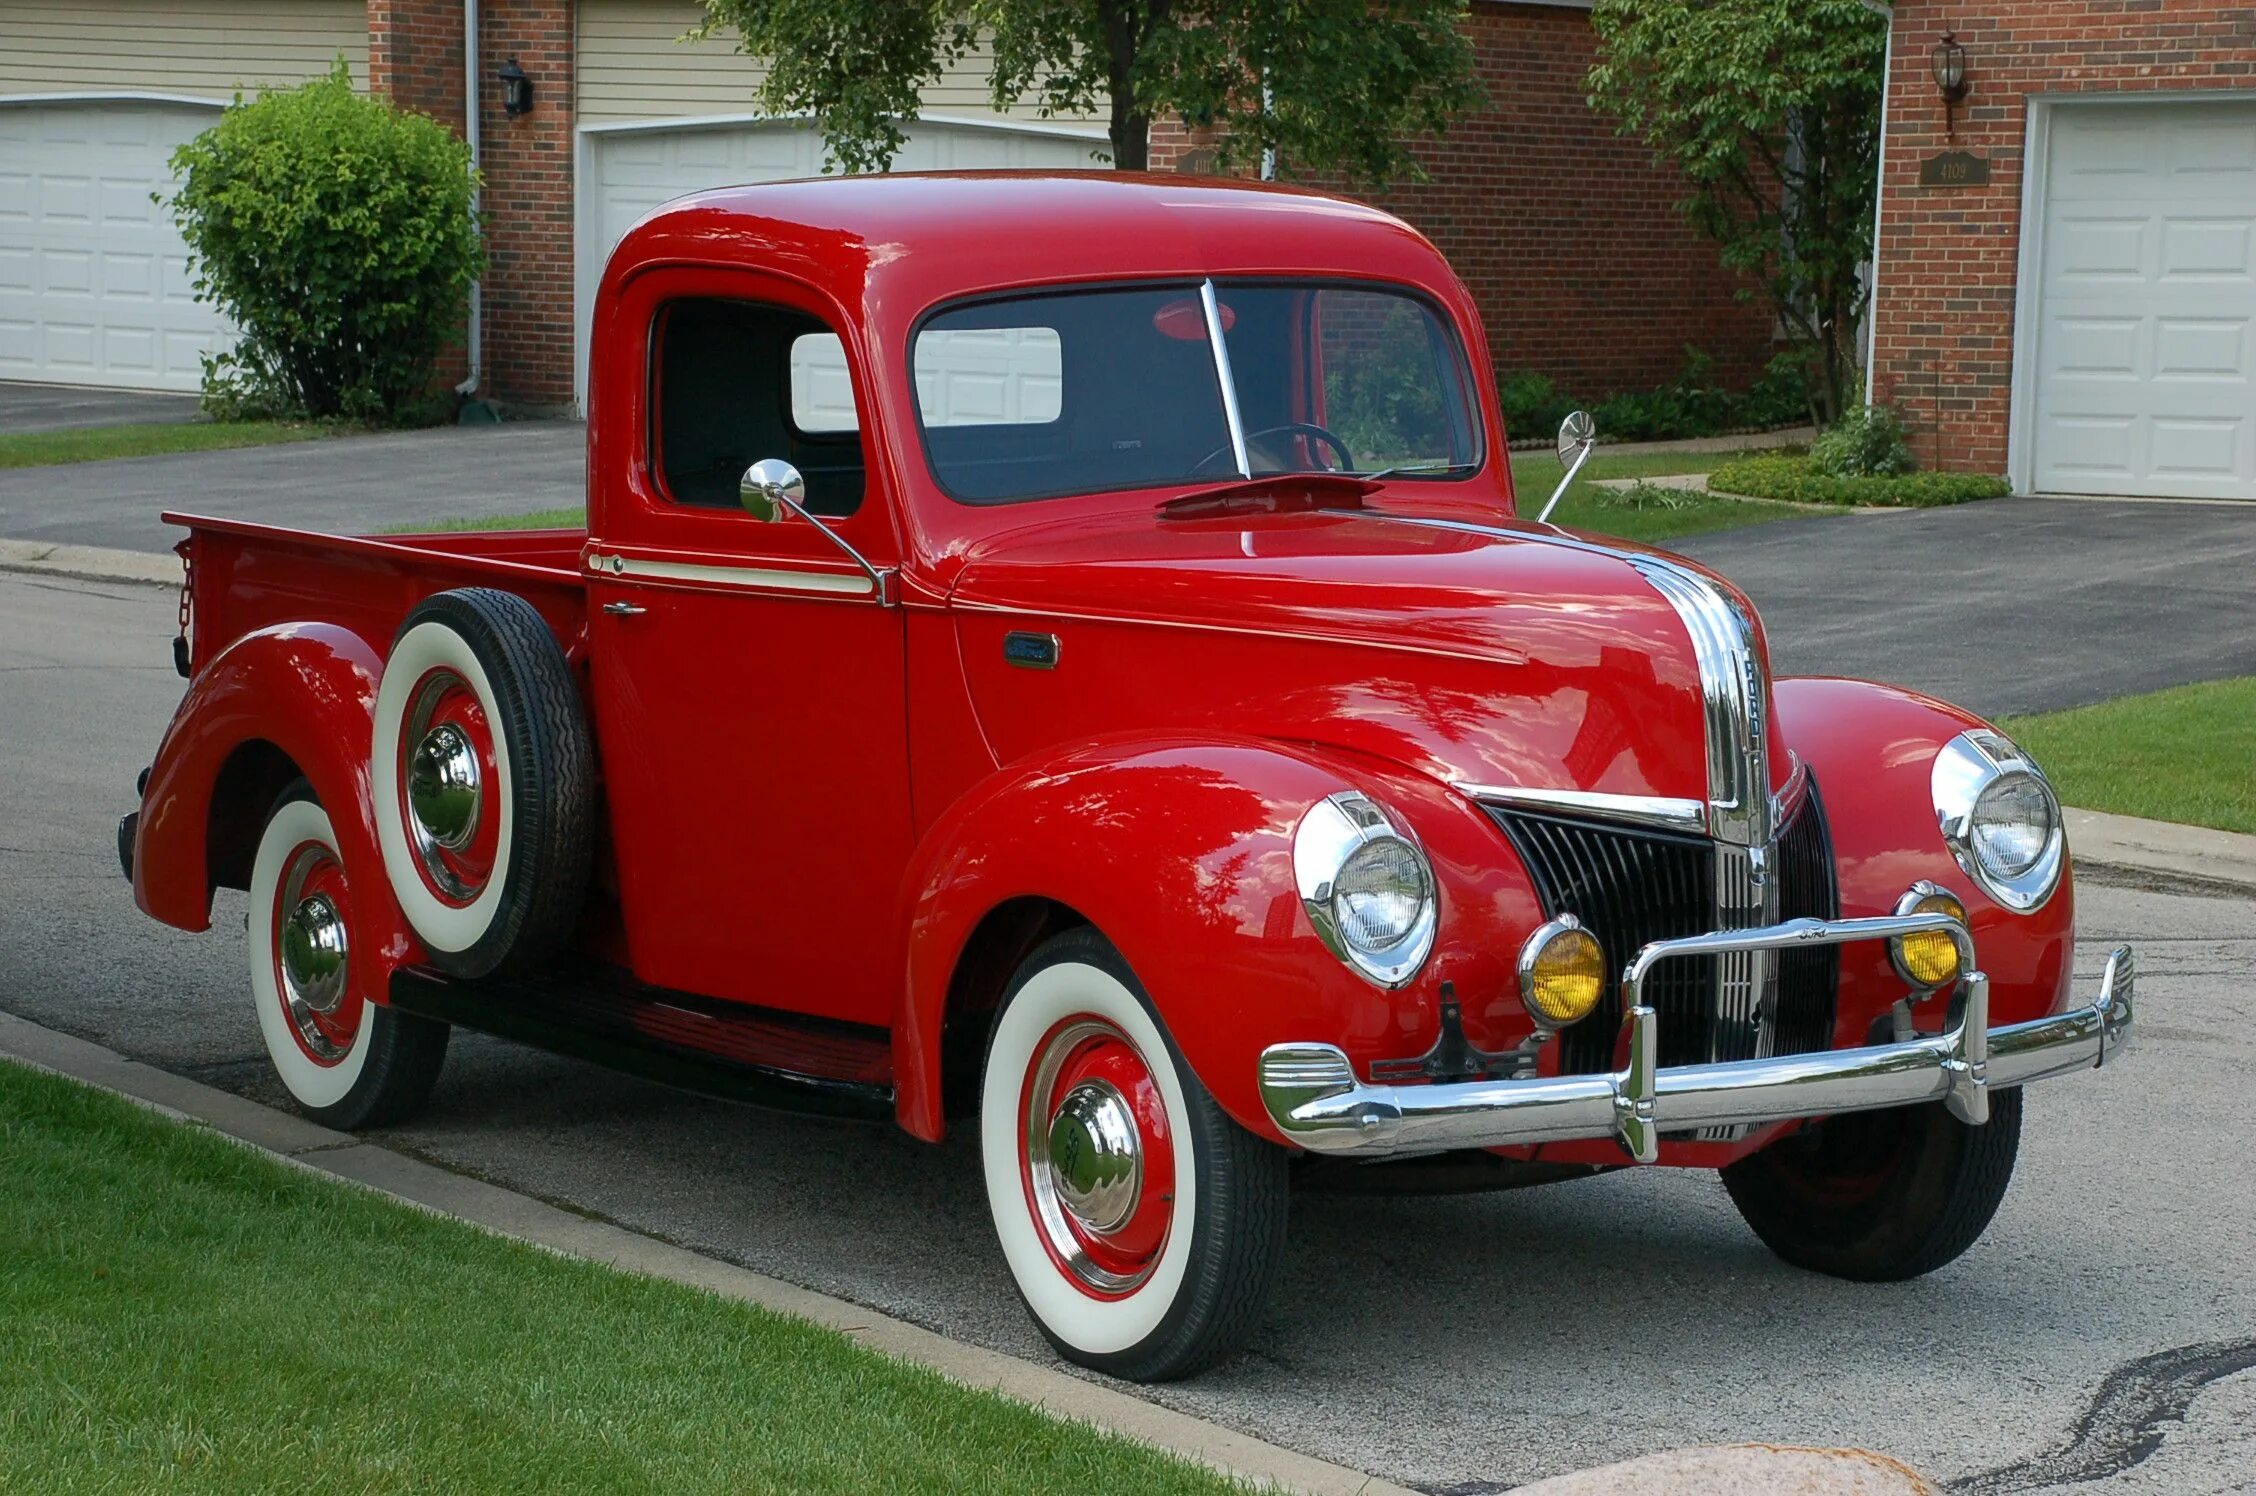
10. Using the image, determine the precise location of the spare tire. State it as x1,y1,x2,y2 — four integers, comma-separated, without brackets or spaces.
372,587,592,978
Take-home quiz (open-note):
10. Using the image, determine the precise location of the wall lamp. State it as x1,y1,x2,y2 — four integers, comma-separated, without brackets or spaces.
498,57,534,117
1931,31,1970,139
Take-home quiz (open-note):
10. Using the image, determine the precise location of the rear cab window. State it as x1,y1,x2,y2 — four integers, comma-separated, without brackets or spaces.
650,298,866,516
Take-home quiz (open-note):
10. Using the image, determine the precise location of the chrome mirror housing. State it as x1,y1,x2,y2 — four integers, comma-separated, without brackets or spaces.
1536,411,1598,524
1556,410,1596,468
739,458,806,523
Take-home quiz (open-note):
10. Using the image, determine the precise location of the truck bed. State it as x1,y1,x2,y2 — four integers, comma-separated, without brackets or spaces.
167,512,590,674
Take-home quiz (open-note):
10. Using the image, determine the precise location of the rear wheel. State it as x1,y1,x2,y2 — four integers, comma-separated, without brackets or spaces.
248,783,448,1129
1721,1089,2022,1281
980,928,1288,1381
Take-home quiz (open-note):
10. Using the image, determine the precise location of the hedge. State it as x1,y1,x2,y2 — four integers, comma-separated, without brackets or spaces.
1707,455,2010,508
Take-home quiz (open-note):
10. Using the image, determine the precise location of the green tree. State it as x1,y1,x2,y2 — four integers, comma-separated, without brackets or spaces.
691,0,1481,185
166,61,482,423
1586,0,1886,425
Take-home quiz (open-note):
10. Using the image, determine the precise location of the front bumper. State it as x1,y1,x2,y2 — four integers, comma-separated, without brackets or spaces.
1258,913,2133,1165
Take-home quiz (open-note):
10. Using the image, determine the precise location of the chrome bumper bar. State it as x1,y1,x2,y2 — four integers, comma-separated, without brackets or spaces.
1259,914,2133,1165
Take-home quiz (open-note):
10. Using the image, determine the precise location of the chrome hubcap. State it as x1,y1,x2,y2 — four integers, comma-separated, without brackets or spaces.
407,721,482,852
275,846,353,1062
280,893,349,1015
1045,1080,1142,1234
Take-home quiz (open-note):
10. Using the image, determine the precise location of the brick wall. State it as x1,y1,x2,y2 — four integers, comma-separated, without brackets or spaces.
1871,0,2256,474
1152,2,1775,409
367,0,573,409
478,0,576,408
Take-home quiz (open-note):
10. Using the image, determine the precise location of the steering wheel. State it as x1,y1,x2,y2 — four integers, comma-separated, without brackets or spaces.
1192,422,1356,477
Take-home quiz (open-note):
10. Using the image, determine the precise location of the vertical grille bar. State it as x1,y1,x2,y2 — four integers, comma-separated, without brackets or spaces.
1491,785,1839,1080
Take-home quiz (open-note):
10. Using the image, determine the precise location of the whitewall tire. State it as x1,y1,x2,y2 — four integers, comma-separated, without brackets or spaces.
248,783,448,1129
371,589,592,979
980,928,1288,1381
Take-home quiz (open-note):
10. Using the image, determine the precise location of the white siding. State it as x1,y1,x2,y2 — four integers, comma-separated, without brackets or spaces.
0,0,369,100
576,0,1097,128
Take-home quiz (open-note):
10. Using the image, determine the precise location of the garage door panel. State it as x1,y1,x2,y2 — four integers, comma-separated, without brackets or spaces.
2031,100,2256,500
0,100,230,391
2155,318,2249,379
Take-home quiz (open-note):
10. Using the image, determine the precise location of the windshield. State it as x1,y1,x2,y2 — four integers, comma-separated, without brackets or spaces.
913,280,1483,504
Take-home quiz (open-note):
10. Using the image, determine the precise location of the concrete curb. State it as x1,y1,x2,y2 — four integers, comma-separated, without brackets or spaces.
0,537,177,587
0,1009,1415,1496
2070,807,2256,894
1511,1444,1936,1495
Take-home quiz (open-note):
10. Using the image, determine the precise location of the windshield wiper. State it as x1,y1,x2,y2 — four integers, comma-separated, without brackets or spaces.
1353,460,1480,481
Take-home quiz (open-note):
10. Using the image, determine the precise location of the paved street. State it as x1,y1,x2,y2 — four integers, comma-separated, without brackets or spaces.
0,421,584,550
4,569,2252,1494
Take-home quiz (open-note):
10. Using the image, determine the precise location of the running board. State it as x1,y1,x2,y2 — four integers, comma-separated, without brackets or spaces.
388,966,895,1121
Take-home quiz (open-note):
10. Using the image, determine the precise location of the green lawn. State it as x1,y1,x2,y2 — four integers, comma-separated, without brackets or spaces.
0,420,332,470
1510,449,1823,544
2003,676,2256,836
0,1060,1246,1495
380,507,587,534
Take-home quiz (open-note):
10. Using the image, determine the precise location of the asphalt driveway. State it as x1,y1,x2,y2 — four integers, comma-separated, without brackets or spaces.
0,420,584,549
0,380,201,434
1671,498,2256,717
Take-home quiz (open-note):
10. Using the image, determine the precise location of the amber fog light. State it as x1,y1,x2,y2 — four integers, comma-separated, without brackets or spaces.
1892,883,1967,991
1518,916,1606,1028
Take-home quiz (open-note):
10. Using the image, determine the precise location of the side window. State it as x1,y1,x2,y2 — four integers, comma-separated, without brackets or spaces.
651,298,866,516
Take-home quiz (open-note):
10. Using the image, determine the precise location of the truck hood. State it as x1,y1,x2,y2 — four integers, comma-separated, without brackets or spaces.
947,503,1781,807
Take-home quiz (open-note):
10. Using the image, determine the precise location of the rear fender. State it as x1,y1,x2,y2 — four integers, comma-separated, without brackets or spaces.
135,623,419,1003
1775,677,2074,1034
891,735,1538,1144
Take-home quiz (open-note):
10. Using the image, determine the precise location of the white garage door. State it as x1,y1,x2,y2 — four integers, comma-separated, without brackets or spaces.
0,99,231,392
577,118,1104,405
2029,100,2256,500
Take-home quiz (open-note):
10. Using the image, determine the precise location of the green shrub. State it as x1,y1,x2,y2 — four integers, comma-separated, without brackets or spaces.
1810,402,1914,477
1499,349,1812,446
166,61,482,424
1708,454,2009,508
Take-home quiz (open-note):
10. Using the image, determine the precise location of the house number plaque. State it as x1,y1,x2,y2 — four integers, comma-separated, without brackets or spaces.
1919,150,1991,188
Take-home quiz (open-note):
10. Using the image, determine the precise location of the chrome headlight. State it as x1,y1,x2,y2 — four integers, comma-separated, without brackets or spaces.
1292,792,1437,989
1932,730,2065,912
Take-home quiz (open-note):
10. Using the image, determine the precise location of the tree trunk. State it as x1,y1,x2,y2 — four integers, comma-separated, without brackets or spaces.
1100,0,1158,172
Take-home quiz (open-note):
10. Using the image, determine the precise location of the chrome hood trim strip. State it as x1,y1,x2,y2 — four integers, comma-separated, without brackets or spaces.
1461,785,1709,835
1373,515,1773,848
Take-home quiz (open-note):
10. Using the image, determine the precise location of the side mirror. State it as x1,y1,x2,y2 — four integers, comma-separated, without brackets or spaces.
739,458,806,523
1556,410,1596,468
1536,411,1598,525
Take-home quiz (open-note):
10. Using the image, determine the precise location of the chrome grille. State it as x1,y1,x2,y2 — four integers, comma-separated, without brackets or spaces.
1489,779,1839,1078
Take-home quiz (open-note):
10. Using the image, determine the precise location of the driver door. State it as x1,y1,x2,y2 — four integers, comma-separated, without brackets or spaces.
584,267,911,1029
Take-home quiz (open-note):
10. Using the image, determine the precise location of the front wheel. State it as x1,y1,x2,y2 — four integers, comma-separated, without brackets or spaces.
1721,1088,2022,1281
248,783,449,1130
980,929,1288,1381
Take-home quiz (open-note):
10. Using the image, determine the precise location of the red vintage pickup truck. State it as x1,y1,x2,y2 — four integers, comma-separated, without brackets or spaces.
124,174,2133,1382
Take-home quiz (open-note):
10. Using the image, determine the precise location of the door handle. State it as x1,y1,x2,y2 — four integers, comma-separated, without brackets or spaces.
602,601,646,617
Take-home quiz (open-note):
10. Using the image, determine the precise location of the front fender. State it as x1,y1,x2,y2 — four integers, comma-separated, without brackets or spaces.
134,622,418,1005
891,734,1546,1143
1776,677,2074,1037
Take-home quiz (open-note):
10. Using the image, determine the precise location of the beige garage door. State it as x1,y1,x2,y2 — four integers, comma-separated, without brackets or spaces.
2028,100,2256,500
0,100,228,391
